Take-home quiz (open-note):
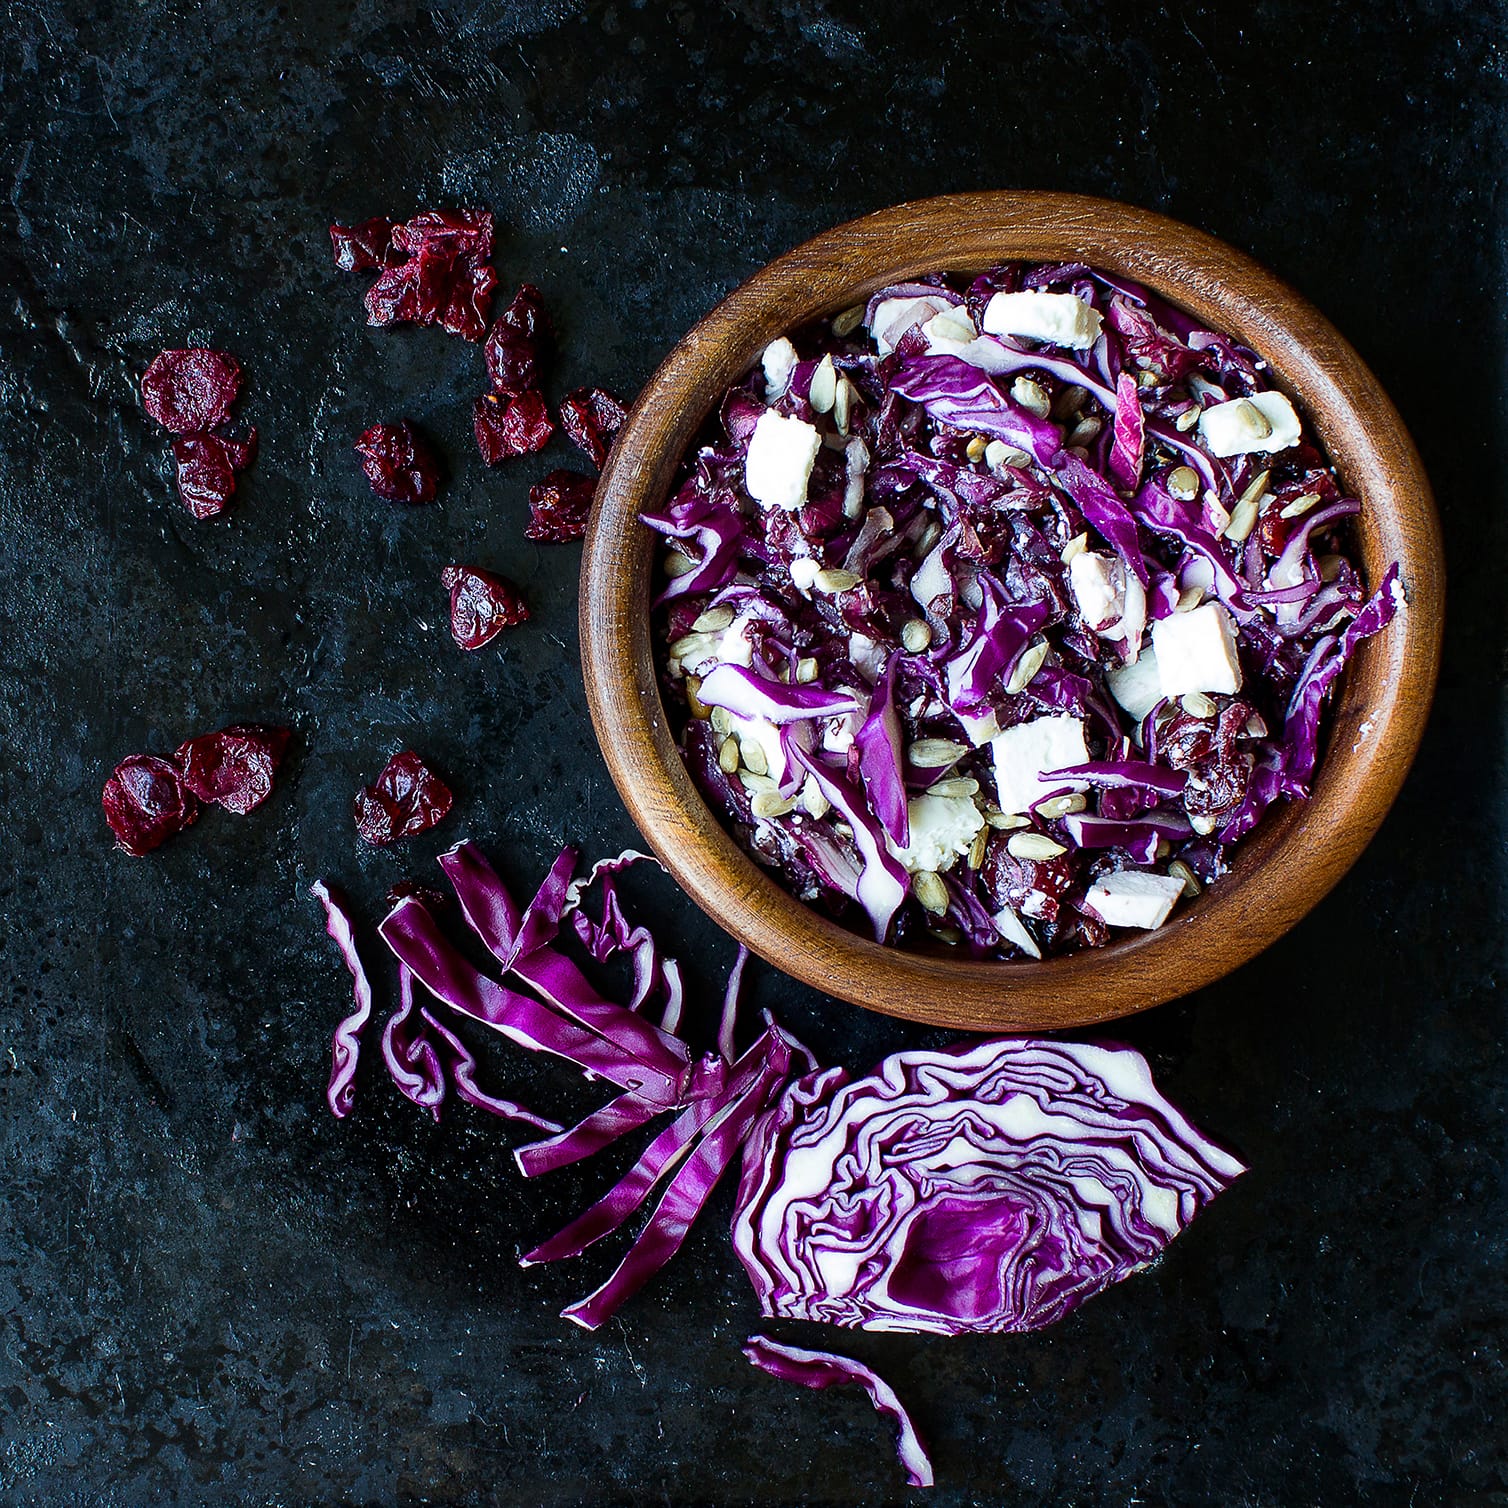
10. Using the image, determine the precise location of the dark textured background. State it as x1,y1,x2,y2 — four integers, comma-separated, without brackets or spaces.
1,2,1504,1504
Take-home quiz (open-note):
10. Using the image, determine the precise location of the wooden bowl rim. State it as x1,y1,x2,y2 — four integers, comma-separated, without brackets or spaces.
579,190,1445,1032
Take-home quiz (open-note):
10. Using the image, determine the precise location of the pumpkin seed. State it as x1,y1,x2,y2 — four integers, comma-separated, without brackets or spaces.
1317,553,1346,583
1166,466,1200,501
985,440,1031,470
900,618,933,653
1007,832,1067,860
1006,639,1050,695
1011,376,1051,419
909,738,967,769
1175,405,1201,432
830,303,865,338
913,870,949,914
692,606,734,633
1167,859,1202,897
813,567,861,594
664,549,698,578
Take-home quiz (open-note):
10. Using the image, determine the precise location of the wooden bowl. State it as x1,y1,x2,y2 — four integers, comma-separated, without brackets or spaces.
579,191,1444,1032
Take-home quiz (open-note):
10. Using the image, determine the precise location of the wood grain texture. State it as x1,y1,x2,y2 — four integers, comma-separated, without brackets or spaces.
579,191,1445,1032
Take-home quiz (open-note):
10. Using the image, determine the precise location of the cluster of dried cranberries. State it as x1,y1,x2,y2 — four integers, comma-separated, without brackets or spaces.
140,349,257,519
102,724,290,855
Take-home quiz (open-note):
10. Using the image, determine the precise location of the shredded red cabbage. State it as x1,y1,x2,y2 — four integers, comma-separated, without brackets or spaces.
743,1335,933,1489
647,263,1404,957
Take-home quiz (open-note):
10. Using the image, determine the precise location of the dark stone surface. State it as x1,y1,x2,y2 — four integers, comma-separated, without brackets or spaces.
1,2,1503,1502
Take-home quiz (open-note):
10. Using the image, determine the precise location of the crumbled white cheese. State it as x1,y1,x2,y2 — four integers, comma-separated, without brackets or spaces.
848,632,886,684
1107,647,1164,722
1082,869,1185,930
717,614,756,668
888,793,985,875
1197,391,1302,457
919,305,980,359
991,905,1043,959
1068,551,1126,630
745,409,820,511
870,294,956,355
990,715,1090,815
788,557,821,593
822,709,860,755
1152,602,1243,698
981,290,1104,350
760,337,798,402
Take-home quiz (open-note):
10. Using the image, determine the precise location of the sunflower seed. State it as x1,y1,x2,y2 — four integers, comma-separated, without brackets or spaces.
1060,532,1089,564
710,707,732,736
685,675,710,719
831,304,865,338
1034,792,1087,819
738,769,779,796
1175,405,1201,432
910,738,967,769
1223,492,1261,543
1190,812,1218,836
833,376,854,434
809,355,837,414
1180,691,1217,718
692,606,734,633
1007,832,1067,860
1068,415,1102,447
916,518,943,555
1006,639,1050,694
1136,369,1161,390
1317,553,1346,583
717,736,740,774
664,549,699,578
900,618,933,653
1053,384,1088,420
928,777,980,799
750,790,797,819
669,630,718,660
965,434,989,462
1166,466,1200,501
1176,586,1205,613
1244,712,1268,737
1167,858,1202,897
968,828,990,870
814,567,861,594
933,924,963,946
738,737,769,777
987,811,1031,830
1237,468,1272,510
1154,838,1173,860
1011,376,1052,418
1279,491,1322,520
913,870,949,914
795,657,819,684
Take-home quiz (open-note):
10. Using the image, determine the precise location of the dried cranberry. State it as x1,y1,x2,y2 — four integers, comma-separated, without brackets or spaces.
355,421,441,504
524,469,595,543
353,751,454,846
329,217,396,272
174,724,291,815
102,754,200,856
484,284,552,394
473,391,553,464
172,430,257,519
441,564,529,649
362,209,496,342
979,838,1078,924
559,386,627,470
141,349,242,434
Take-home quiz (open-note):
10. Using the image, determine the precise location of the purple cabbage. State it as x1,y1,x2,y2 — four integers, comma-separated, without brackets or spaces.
890,354,1064,466
732,1038,1245,1335
312,881,373,1120
743,1336,933,1489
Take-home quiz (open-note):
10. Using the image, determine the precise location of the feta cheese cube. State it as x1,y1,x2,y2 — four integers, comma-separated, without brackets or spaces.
760,337,798,402
1068,551,1126,630
981,290,1104,350
1197,391,1302,457
889,793,985,875
870,294,956,355
745,410,820,512
1082,869,1185,930
1152,603,1243,698
1107,647,1164,722
990,715,1090,815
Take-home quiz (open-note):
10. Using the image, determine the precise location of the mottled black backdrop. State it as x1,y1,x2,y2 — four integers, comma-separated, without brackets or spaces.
1,3,1503,1504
